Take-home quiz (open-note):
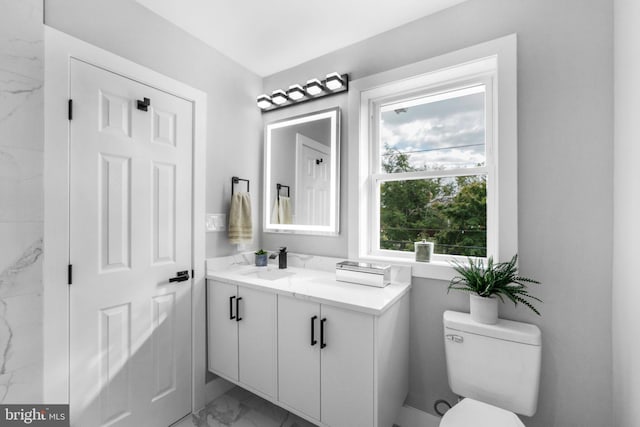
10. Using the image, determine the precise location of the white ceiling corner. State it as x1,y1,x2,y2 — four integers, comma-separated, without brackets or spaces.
136,0,468,77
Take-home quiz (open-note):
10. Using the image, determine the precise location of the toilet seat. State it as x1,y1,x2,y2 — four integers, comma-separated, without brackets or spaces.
440,398,525,427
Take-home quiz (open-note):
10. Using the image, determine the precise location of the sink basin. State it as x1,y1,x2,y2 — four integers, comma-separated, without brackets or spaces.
242,268,295,281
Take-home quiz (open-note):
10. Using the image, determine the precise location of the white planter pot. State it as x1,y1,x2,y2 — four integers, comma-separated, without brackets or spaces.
469,294,499,324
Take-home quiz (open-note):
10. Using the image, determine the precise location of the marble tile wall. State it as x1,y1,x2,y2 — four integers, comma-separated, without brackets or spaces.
0,0,44,403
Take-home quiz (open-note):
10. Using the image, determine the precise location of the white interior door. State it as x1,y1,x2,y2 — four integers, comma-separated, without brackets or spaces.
295,134,331,225
69,59,193,427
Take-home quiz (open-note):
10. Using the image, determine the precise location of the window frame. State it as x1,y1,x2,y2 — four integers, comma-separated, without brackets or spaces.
347,35,517,280
369,78,495,262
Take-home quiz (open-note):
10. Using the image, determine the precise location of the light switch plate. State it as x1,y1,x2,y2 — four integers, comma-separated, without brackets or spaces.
206,213,226,232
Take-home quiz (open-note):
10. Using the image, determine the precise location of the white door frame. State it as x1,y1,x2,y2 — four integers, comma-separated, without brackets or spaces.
43,27,208,411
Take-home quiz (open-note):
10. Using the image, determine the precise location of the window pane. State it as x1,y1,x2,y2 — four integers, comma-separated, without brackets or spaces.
379,175,486,257
380,86,485,172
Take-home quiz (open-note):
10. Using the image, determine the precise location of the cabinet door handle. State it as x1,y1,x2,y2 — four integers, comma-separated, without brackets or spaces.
229,296,236,320
320,318,327,349
310,315,318,346
236,297,243,322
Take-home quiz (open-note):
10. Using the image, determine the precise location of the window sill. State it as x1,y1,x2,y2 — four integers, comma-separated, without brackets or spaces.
359,255,457,282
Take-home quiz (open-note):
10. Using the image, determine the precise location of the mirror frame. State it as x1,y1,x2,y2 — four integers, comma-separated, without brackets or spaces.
263,107,341,235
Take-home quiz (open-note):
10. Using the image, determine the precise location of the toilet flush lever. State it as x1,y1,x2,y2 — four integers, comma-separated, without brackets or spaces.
446,334,464,343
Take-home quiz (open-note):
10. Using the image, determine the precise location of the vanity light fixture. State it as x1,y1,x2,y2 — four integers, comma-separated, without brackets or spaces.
287,84,306,101
257,94,273,110
305,78,325,96
257,72,349,112
325,72,345,90
271,89,289,105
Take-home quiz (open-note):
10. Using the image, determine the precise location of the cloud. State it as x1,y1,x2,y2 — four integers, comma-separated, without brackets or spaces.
380,92,486,170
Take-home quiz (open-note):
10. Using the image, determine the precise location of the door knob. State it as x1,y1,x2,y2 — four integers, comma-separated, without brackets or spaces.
169,270,189,283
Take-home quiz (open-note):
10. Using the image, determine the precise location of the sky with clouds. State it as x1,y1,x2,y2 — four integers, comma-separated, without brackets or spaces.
380,89,486,171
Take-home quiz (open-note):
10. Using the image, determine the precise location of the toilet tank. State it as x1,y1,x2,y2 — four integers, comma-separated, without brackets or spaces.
443,310,542,417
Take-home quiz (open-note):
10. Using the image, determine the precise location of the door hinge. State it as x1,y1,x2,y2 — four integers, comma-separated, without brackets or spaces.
192,269,195,278
68,99,73,120
68,264,72,285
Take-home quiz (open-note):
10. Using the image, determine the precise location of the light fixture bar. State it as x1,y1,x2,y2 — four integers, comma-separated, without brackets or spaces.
257,73,349,112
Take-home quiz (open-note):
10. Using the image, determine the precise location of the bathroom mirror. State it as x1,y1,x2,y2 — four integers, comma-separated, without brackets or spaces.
264,107,340,235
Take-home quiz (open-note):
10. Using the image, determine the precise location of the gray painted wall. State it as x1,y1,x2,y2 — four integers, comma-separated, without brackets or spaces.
613,1,640,426
263,1,614,426
46,0,264,259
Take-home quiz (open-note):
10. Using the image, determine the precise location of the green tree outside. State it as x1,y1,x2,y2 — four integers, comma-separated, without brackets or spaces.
380,147,487,257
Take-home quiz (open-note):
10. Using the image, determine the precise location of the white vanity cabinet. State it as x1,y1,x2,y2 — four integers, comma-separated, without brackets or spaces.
207,264,410,427
207,280,277,398
278,296,375,426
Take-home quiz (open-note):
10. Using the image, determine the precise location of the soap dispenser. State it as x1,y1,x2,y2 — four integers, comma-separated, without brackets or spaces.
278,247,287,269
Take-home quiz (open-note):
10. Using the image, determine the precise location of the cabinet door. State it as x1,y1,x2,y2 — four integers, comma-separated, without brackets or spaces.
238,286,277,398
320,305,374,427
207,280,238,380
278,296,321,420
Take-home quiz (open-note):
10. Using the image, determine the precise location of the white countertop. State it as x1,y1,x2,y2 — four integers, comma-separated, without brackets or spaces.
206,263,411,315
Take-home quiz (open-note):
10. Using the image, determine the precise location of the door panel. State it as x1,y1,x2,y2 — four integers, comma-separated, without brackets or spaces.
207,281,239,380
236,287,277,398
320,305,374,427
69,59,192,427
278,296,320,420
151,293,177,401
99,304,132,426
99,154,131,271
152,162,176,264
238,287,277,398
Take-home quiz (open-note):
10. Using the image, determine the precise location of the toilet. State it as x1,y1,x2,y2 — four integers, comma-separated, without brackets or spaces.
441,310,542,427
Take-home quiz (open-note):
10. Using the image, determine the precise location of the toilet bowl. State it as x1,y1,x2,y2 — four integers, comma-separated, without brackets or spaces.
440,398,524,427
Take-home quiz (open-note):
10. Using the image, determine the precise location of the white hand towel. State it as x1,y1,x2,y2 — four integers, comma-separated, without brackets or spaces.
228,192,252,244
279,196,293,224
271,197,293,224
271,199,280,224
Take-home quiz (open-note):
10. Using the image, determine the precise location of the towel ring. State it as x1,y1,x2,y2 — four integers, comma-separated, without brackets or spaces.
276,183,290,202
232,176,249,195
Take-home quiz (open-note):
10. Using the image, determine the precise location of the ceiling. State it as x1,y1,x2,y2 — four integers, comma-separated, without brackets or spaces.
136,0,468,77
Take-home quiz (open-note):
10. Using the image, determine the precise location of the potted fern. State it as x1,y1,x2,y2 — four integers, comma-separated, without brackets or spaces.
448,254,541,324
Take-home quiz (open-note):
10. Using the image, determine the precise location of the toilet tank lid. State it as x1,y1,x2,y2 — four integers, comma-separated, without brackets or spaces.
443,310,541,346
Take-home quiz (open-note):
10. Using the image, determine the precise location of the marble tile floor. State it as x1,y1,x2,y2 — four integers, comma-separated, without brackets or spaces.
172,386,440,427
172,386,316,427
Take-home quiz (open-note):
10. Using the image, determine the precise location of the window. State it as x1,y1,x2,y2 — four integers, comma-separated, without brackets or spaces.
372,81,492,260
348,36,517,278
